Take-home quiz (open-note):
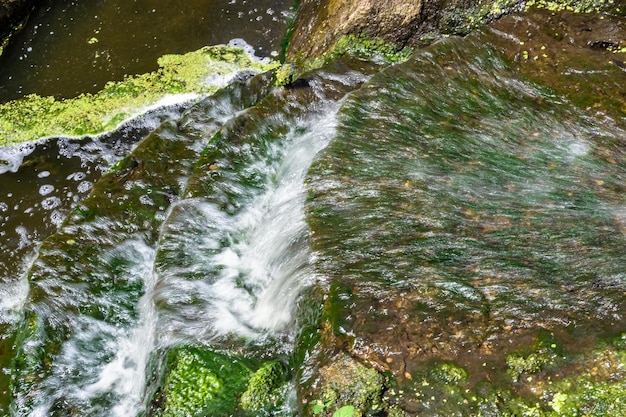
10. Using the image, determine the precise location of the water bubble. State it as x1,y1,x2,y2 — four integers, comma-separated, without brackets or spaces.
39,184,54,196
139,195,153,206
38,170,51,178
50,210,65,227
41,196,61,210
77,181,92,193
67,171,86,181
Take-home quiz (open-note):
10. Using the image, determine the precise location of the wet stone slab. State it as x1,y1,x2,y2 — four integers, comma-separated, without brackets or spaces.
302,9,626,417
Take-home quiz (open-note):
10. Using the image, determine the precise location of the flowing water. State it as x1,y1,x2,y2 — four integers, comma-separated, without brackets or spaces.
1,4,626,417
2,58,379,415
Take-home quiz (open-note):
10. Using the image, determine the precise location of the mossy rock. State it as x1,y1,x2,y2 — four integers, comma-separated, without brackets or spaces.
156,347,250,417
240,360,287,411
153,346,289,417
0,45,278,146
308,354,387,417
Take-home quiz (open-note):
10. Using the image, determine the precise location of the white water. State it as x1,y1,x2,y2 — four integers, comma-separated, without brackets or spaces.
153,106,341,346
23,239,155,417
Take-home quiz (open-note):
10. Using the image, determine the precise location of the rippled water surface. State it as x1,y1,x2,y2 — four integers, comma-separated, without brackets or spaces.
1,4,626,416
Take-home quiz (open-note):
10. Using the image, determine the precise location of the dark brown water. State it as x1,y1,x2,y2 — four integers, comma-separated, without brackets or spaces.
0,0,293,102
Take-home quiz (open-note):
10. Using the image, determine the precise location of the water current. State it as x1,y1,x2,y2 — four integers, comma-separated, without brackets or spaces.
1,3,626,417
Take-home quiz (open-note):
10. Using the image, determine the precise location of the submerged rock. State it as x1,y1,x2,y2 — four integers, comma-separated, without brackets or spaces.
300,9,626,416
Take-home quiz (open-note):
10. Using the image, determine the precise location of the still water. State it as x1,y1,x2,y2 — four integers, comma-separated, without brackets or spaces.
0,0,293,102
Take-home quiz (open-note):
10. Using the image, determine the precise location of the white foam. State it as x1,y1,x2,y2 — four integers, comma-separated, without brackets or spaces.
0,142,36,174
153,103,342,344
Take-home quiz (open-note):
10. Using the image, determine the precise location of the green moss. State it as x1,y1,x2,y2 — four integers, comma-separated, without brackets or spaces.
299,34,412,74
506,332,562,382
438,0,522,37
0,45,278,146
333,35,412,63
239,361,286,411
430,362,469,384
159,347,253,417
275,62,297,86
525,0,620,13
312,354,387,416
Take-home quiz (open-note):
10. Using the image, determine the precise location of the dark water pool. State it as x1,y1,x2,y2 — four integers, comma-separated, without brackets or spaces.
0,0,293,102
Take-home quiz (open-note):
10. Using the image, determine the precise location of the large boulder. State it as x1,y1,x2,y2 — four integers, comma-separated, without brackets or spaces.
285,0,626,71
298,8,626,417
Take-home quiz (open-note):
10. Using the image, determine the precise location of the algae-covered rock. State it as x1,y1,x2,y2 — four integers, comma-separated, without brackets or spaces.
0,45,277,146
240,361,287,411
151,347,290,417
305,354,387,417
157,347,252,417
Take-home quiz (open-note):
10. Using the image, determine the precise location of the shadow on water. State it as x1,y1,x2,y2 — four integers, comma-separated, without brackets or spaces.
0,0,293,102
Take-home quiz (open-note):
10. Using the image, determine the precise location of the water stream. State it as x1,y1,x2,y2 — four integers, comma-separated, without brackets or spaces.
0,0,293,102
2,57,379,415
1,4,626,417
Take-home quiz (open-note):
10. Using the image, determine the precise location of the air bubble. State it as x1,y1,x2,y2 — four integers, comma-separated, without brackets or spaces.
41,196,61,210
39,184,54,196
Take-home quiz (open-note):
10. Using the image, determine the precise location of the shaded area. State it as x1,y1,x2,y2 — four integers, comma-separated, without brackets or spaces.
0,0,293,102
0,0,38,39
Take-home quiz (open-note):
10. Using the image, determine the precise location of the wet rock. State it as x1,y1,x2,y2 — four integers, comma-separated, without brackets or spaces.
0,0,38,40
285,0,625,72
301,9,626,416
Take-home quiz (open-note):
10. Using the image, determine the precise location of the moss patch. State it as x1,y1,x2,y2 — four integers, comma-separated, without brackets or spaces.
158,347,253,417
240,360,287,411
153,346,291,417
0,45,278,146
309,354,387,417
525,0,624,13
299,33,412,75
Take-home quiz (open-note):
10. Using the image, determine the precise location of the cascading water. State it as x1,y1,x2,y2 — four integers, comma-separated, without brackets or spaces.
153,111,338,341
4,58,378,416
6,73,276,416
2,3,626,416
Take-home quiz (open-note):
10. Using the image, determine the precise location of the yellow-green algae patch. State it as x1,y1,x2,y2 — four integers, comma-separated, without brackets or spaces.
0,45,278,146
525,0,622,13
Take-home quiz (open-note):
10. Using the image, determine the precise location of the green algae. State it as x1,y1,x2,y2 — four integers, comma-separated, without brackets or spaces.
159,347,252,417
240,361,287,411
154,347,290,417
309,354,387,417
437,0,522,37
374,334,626,416
525,0,622,13
332,34,412,64
0,45,278,146
297,33,412,75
